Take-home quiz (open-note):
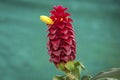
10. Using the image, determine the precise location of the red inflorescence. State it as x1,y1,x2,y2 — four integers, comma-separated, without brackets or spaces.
47,5,76,65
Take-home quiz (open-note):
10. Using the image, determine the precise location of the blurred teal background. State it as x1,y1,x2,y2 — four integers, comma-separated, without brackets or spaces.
0,0,120,80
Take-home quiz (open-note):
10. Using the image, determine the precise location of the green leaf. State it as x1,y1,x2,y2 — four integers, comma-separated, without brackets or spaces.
74,61,81,67
65,61,75,71
74,61,86,70
92,67,120,80
81,75,92,80
80,63,86,70
57,63,65,71
71,67,80,80
53,75,65,80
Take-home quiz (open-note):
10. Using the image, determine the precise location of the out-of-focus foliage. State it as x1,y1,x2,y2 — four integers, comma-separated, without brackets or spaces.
92,67,120,80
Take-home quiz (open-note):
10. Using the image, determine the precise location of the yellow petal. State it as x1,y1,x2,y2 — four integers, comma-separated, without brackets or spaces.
40,15,54,24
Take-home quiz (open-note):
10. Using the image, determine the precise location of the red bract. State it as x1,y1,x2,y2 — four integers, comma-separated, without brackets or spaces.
47,5,76,65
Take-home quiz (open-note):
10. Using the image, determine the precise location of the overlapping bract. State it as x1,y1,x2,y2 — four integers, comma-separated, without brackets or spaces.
47,5,76,65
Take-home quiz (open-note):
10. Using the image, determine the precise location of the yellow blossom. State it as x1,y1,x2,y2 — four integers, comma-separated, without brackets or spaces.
40,15,54,24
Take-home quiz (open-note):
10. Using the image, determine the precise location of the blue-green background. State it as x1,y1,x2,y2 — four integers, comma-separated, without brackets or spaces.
0,0,120,80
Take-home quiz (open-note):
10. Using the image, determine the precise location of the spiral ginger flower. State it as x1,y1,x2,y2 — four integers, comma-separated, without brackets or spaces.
40,5,76,66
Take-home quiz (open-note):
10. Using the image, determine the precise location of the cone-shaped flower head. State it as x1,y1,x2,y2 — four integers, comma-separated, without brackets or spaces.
40,5,76,65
